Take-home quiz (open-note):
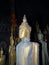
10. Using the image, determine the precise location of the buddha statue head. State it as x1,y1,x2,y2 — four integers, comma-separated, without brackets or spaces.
0,48,3,57
38,30,43,41
10,28,14,46
46,24,49,32
19,14,31,39
36,21,40,32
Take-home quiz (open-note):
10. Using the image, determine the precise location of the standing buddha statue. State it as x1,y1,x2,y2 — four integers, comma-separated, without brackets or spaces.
0,48,5,65
16,14,39,65
38,30,49,65
9,28,16,65
46,25,49,55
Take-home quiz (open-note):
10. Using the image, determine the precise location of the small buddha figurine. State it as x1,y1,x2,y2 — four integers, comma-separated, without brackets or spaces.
9,29,16,65
16,14,39,65
0,48,5,65
35,21,40,41
46,25,49,54
37,30,49,65
46,24,49,64
36,21,40,33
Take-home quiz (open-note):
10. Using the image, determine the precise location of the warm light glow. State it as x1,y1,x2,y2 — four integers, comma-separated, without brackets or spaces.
24,46,31,57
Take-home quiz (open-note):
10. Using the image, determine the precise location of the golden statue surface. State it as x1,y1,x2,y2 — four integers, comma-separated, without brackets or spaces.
0,48,5,65
9,30,16,65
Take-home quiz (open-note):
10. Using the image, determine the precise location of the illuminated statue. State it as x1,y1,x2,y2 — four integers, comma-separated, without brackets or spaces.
16,15,39,65
38,30,49,65
9,28,16,65
46,24,49,64
0,48,5,65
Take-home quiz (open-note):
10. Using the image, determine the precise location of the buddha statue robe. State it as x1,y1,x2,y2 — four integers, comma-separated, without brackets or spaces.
16,38,39,65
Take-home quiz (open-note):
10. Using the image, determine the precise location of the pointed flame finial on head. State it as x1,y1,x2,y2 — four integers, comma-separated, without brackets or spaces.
23,14,27,23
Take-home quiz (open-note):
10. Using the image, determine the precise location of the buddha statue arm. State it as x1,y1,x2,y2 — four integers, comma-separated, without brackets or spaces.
44,42,49,61
16,46,19,65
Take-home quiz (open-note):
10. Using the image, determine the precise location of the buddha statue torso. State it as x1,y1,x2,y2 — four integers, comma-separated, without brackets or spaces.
16,15,39,65
16,38,39,65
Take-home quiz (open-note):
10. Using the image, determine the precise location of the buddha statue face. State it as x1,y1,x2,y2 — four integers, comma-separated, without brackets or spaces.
19,27,26,39
38,31,43,41
19,26,31,39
